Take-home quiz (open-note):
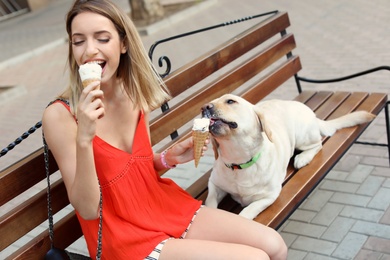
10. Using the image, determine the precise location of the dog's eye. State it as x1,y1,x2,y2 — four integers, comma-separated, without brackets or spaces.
226,99,236,104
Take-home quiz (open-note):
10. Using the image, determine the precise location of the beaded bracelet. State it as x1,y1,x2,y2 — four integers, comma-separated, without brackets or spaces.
160,149,176,169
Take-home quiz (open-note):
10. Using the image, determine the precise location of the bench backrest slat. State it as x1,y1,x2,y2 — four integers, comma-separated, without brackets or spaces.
241,55,301,103
0,179,68,251
164,12,290,98
150,33,298,145
0,148,57,207
7,211,82,260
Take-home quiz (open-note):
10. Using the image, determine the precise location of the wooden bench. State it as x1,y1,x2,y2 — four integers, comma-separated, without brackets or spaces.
1,10,389,259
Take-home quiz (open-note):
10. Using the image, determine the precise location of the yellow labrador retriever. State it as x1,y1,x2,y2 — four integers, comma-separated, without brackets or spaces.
202,94,375,219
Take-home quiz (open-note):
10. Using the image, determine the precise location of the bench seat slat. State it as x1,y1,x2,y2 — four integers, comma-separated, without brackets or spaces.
192,91,387,229
304,91,333,112
254,92,387,228
315,91,352,118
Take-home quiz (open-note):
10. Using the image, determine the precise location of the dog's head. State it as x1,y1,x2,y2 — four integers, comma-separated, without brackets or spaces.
201,94,273,158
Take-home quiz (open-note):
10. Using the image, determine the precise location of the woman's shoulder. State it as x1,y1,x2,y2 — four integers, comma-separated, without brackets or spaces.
42,99,73,126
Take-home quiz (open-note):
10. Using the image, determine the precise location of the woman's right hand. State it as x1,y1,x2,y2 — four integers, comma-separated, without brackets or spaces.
76,81,105,143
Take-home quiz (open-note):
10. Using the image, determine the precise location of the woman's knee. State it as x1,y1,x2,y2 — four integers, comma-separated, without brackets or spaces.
267,229,288,260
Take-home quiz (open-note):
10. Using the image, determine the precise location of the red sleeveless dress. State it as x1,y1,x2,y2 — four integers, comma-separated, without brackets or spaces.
56,101,202,259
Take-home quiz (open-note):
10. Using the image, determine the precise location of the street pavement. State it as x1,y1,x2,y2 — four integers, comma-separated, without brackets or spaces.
0,0,389,259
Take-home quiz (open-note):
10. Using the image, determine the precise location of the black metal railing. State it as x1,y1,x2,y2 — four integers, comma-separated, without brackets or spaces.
148,10,279,78
294,67,390,162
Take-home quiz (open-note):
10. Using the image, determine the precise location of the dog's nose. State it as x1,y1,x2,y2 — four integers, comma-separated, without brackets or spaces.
201,103,214,117
202,103,214,111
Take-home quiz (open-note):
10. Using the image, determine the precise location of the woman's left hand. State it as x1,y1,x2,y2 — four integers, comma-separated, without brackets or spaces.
165,137,209,166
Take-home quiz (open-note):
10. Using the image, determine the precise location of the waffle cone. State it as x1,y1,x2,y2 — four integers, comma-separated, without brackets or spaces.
82,78,100,88
192,130,209,168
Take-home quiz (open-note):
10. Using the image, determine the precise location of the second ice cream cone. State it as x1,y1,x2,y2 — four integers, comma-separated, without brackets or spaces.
192,118,210,168
192,130,209,167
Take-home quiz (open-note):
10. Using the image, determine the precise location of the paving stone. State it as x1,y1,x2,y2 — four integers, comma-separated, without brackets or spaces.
356,175,385,196
340,205,384,222
283,221,327,238
291,236,337,256
332,232,368,259
321,217,356,243
67,237,89,256
288,209,317,223
381,254,390,260
281,232,299,247
333,154,361,172
345,164,374,183
351,221,390,240
329,192,371,207
368,188,390,210
372,167,390,178
363,237,390,255
320,180,360,193
286,249,307,260
311,203,344,226
362,156,390,168
300,190,334,212
304,253,336,260
354,249,382,260
380,207,390,225
350,145,388,159
384,178,390,188
326,170,349,181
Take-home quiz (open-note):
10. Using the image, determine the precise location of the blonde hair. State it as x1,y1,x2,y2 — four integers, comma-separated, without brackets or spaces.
62,0,171,115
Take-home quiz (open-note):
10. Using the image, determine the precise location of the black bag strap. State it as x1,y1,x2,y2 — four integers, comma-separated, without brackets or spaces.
43,99,103,260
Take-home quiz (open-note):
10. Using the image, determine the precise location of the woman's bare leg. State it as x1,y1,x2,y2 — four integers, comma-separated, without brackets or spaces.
159,206,287,260
160,239,270,260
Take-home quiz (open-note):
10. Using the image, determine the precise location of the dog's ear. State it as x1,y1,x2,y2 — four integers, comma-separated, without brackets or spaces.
254,108,273,143
211,137,219,160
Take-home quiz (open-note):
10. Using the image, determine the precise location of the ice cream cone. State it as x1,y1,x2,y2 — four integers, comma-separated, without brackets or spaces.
192,130,209,167
82,78,100,88
192,118,210,168
78,63,102,89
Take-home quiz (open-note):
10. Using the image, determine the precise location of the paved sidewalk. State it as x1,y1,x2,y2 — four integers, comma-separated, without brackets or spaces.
0,0,389,259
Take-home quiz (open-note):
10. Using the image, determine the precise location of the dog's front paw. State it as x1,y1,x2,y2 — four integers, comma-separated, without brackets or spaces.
239,208,259,220
294,154,311,169
205,198,218,208
294,144,322,169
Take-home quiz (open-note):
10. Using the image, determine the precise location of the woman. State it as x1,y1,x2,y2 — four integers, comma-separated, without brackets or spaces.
42,0,288,259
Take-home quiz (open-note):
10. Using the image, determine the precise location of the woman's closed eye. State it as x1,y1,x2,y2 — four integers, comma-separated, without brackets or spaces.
71,38,109,46
71,35,85,46
72,40,84,46
98,38,110,43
